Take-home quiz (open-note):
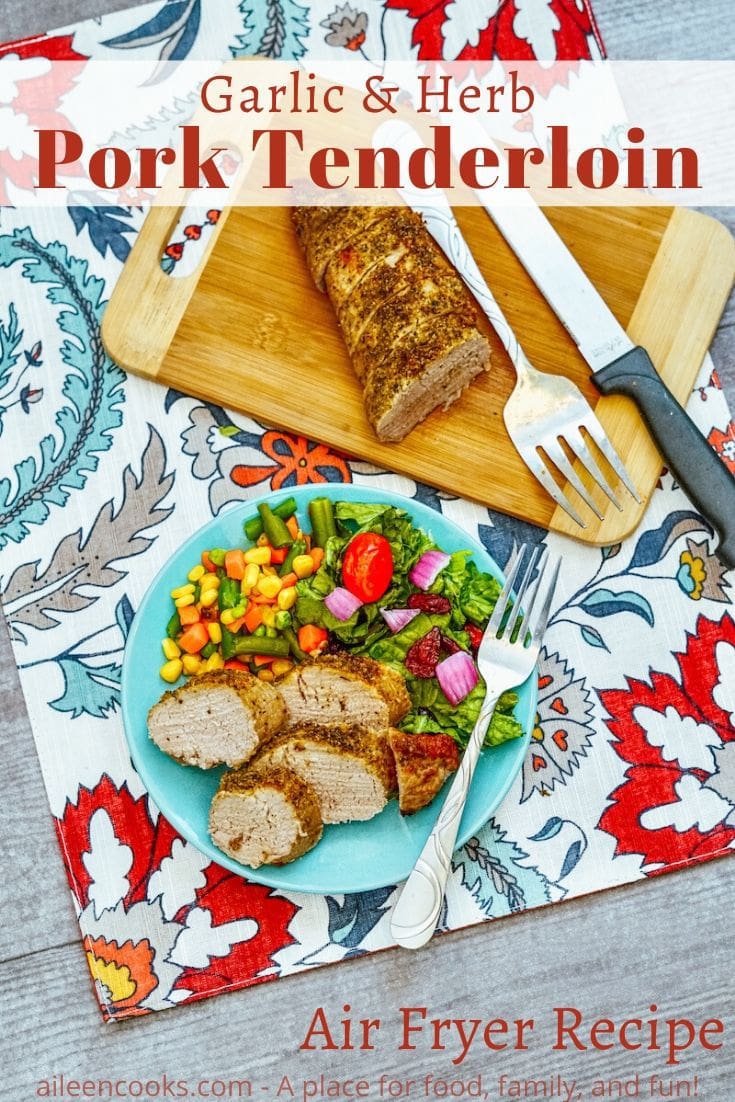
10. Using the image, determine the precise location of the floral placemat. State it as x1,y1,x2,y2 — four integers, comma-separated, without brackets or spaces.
1,0,733,1021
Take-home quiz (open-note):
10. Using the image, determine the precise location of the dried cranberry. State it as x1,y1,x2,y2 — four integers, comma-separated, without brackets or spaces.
465,623,484,651
440,634,462,655
405,626,442,678
407,593,451,614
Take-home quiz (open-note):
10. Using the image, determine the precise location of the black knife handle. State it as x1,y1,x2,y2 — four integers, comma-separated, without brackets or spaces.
592,346,735,569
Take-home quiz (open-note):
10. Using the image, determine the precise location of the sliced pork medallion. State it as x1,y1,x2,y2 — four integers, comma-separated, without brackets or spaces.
277,653,411,729
147,669,286,770
258,723,398,824
388,730,460,815
209,765,323,868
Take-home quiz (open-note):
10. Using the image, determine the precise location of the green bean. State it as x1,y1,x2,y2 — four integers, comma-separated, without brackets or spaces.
244,497,298,541
231,635,290,658
258,503,293,548
308,497,337,548
166,610,181,639
220,628,236,660
283,626,307,661
279,538,306,576
218,577,241,612
200,641,216,659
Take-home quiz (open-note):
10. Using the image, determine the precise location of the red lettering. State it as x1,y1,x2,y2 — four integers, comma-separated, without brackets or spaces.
507,145,544,188
88,147,131,189
577,146,619,189
589,1018,616,1050
459,146,499,189
300,1007,338,1050
656,147,700,188
553,1006,586,1051
310,146,349,189
36,129,83,188
252,128,303,188
181,126,227,188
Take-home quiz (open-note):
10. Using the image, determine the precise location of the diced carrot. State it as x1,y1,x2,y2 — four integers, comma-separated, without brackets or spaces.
269,546,288,565
244,605,263,634
297,624,328,653
228,616,245,634
309,547,324,570
178,604,201,626
253,654,276,667
201,550,217,573
304,533,312,551
224,658,248,671
179,622,210,654
279,572,298,589
251,593,276,604
224,549,246,580
285,515,299,539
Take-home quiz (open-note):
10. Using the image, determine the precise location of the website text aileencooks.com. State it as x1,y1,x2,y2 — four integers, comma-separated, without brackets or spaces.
36,1076,253,1099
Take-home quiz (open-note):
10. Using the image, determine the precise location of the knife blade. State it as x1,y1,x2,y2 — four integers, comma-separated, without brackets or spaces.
447,118,735,565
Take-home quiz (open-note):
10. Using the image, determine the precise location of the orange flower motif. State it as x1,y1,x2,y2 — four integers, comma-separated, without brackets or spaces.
230,431,351,491
85,935,157,1017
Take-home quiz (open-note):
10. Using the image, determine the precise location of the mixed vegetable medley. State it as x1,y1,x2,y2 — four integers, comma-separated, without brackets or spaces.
160,497,523,749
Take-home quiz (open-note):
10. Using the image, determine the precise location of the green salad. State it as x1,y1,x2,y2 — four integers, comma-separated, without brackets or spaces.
294,500,522,749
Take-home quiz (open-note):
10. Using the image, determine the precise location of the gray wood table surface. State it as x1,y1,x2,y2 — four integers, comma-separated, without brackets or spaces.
1,2,733,1099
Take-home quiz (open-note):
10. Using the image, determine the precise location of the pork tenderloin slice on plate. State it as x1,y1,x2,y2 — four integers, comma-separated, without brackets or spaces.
258,723,397,824
277,654,411,728
147,669,286,770
388,730,460,815
209,765,322,867
362,316,490,443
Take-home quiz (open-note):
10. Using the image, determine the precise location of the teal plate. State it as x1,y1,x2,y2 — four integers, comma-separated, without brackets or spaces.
121,485,536,894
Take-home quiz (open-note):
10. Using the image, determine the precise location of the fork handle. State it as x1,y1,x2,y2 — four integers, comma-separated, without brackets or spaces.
390,692,501,950
593,346,735,568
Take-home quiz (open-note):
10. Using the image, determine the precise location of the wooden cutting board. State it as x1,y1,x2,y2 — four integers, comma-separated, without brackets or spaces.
102,202,735,545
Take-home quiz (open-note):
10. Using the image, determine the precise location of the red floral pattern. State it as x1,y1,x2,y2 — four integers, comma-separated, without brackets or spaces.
599,614,735,872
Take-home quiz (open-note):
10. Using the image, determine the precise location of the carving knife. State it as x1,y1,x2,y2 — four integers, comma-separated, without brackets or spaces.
453,149,735,564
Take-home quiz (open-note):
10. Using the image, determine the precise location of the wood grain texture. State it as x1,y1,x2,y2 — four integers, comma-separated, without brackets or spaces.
102,205,734,544
1,0,734,1094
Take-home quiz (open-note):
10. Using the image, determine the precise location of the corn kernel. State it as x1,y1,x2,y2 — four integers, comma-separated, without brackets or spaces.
170,583,195,599
292,554,314,579
187,564,206,583
159,658,183,683
174,593,195,608
277,586,297,611
207,622,222,644
199,573,220,591
205,652,225,672
271,659,293,678
182,654,202,675
262,565,276,576
199,588,218,608
244,546,271,566
256,574,282,599
261,607,277,629
257,668,275,682
161,638,181,661
243,563,260,590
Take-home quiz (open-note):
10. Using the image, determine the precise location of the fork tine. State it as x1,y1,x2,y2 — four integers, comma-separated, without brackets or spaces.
565,428,622,511
525,452,586,528
529,555,561,646
542,440,604,521
486,544,526,635
503,544,541,640
582,416,642,503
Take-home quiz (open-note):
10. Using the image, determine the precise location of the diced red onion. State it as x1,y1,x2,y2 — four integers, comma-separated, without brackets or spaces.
324,586,363,621
436,650,479,706
380,607,420,634
408,550,451,590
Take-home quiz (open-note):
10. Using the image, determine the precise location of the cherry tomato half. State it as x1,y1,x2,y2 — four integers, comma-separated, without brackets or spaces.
341,532,394,604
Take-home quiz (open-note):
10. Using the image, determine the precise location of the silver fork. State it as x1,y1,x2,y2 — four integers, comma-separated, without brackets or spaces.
390,544,560,950
416,202,641,527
